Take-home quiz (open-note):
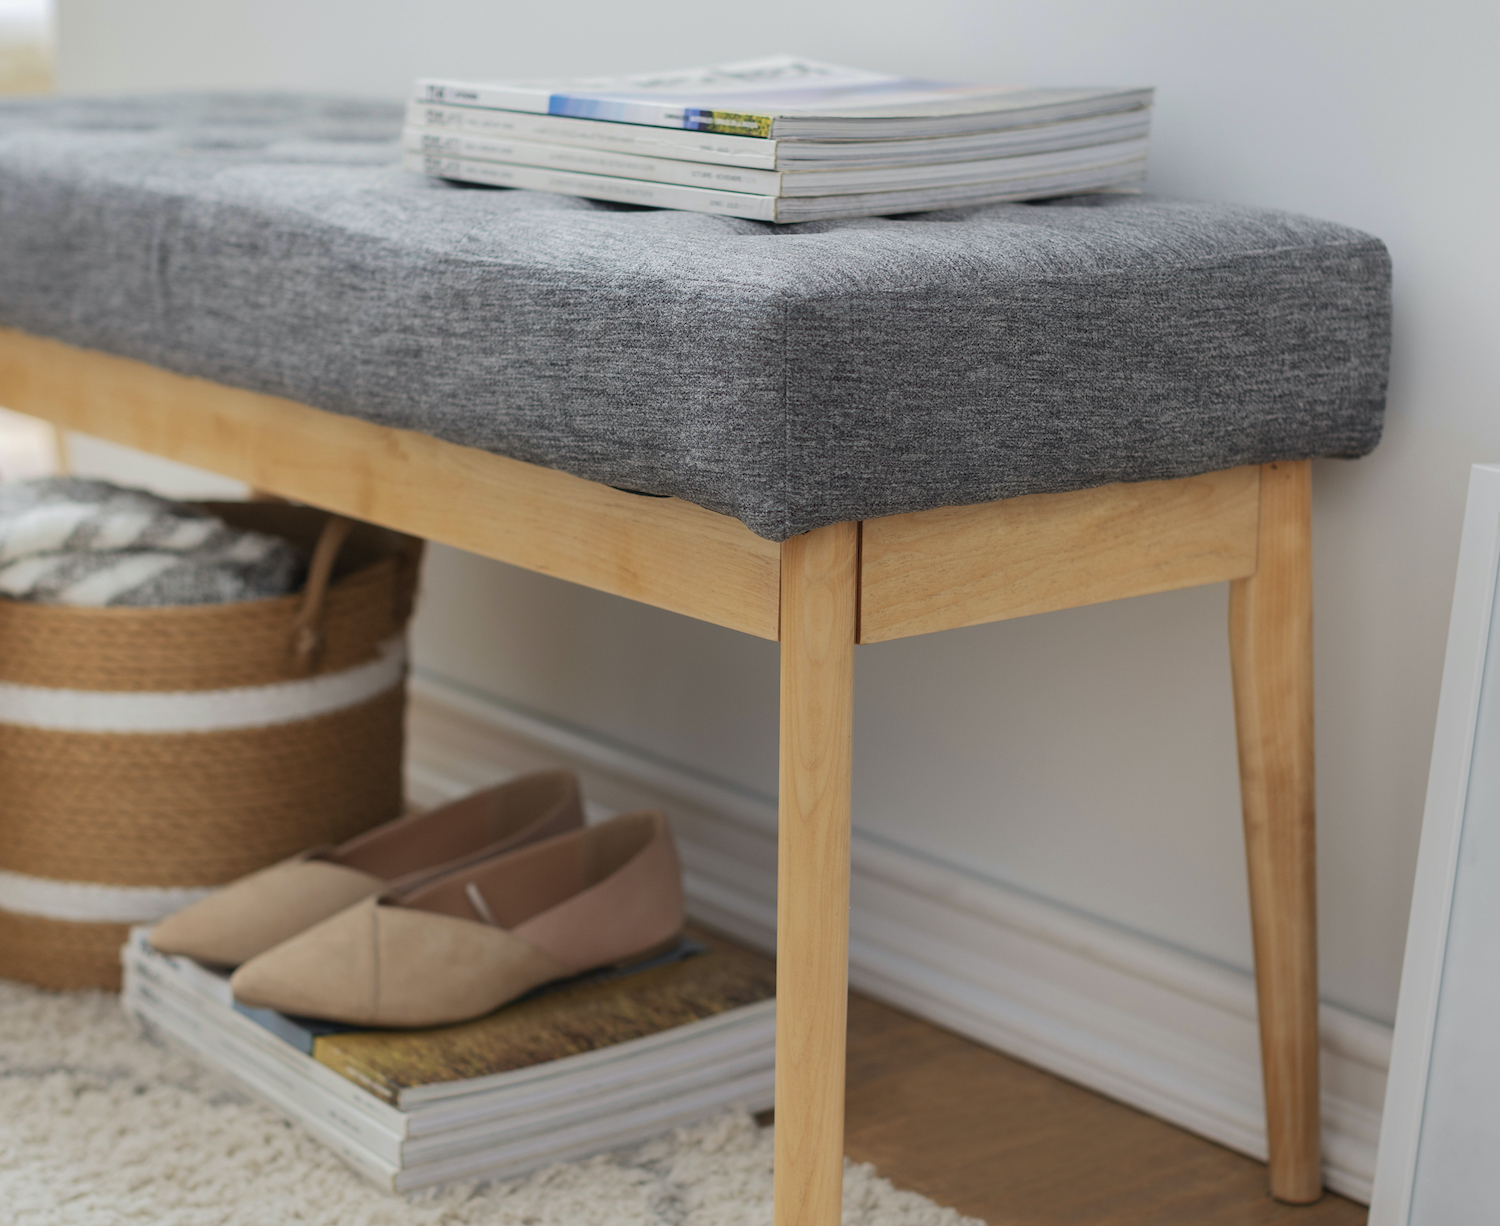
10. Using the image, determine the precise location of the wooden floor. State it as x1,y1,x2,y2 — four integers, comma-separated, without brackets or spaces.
716,924,1366,1223
712,909,1366,1225
834,992,1367,1226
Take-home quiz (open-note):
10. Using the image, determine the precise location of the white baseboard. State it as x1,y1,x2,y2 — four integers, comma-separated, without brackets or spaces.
405,672,1390,1204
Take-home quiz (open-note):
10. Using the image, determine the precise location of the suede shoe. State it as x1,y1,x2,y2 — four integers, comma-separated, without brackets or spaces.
230,810,683,1027
149,770,583,967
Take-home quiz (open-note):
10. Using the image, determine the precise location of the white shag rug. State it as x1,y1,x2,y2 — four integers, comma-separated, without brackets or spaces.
0,980,982,1226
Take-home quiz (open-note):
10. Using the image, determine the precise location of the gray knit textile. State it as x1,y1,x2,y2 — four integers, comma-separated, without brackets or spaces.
0,94,1391,542
0,478,302,607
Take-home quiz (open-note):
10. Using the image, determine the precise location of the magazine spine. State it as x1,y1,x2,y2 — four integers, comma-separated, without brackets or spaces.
125,927,234,1004
415,80,775,137
402,128,784,194
125,982,401,1186
123,946,408,1132
406,102,781,170
404,151,780,221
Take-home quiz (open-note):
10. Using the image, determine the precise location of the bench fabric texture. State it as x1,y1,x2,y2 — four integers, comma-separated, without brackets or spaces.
0,95,1391,541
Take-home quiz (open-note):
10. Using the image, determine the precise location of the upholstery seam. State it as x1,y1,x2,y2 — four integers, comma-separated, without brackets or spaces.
408,237,1388,292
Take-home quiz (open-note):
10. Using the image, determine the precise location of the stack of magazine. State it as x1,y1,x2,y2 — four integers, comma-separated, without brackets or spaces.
405,55,1153,222
122,928,776,1191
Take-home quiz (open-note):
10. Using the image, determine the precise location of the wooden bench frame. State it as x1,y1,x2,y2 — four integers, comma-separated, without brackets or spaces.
0,327,1323,1209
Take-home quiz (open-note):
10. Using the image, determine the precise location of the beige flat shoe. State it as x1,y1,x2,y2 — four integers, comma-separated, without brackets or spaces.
230,810,684,1027
149,770,583,967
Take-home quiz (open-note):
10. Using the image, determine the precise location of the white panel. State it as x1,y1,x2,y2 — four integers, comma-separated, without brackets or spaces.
1371,466,1500,1224
1407,559,1500,1213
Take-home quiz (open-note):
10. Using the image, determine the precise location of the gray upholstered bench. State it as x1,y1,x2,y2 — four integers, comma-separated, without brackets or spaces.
0,94,1390,1213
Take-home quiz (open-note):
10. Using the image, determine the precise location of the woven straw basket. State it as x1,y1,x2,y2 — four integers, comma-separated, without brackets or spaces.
0,503,423,990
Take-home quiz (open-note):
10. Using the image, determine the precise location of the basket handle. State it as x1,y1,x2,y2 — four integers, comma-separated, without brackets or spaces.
288,514,355,674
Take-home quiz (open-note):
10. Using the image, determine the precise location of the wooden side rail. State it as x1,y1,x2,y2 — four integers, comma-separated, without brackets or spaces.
859,465,1261,642
0,329,783,640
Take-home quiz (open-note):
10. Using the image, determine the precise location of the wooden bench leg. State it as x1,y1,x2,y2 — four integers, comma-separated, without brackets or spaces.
1229,460,1322,1203
774,521,858,1226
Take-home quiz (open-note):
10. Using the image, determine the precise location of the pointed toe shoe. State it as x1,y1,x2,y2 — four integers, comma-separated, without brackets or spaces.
230,809,684,1027
149,769,583,967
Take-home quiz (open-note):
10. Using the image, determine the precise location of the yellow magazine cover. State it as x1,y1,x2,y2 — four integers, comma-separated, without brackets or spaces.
313,933,775,1105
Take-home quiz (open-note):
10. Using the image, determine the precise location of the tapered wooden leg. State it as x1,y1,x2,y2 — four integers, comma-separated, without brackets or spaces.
1229,460,1321,1204
774,521,858,1226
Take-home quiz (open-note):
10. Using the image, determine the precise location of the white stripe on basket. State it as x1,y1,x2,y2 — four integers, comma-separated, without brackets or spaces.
0,637,406,734
0,869,216,923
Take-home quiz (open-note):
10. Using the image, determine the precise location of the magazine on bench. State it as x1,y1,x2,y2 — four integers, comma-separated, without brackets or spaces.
122,927,776,1191
407,56,1151,220
405,99,1152,172
415,55,1151,141
404,149,1147,223
402,128,1150,198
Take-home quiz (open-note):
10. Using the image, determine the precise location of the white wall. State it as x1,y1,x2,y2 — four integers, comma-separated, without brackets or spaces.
0,0,50,92
0,0,48,40
52,0,1500,1028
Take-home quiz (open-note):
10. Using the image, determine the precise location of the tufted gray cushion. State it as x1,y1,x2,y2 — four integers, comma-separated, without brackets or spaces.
0,94,1390,541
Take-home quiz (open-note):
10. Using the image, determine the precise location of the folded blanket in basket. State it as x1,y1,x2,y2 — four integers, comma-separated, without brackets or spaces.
0,478,303,607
